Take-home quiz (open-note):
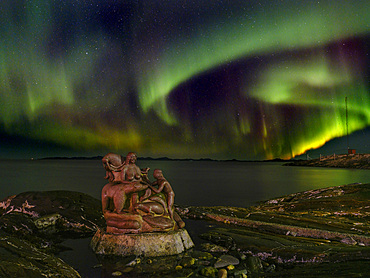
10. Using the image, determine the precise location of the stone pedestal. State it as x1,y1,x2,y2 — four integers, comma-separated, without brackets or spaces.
91,228,194,257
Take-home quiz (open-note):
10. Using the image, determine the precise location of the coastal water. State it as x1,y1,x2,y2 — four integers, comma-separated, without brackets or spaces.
1,159,369,206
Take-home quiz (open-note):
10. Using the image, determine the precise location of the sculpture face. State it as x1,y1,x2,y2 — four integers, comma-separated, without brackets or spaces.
101,152,185,234
126,152,137,164
153,169,163,179
130,155,137,164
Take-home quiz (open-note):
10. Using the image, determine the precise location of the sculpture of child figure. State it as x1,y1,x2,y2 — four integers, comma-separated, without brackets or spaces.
148,169,175,221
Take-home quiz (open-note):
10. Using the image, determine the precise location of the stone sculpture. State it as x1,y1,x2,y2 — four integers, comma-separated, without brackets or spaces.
91,152,194,256
100,152,185,234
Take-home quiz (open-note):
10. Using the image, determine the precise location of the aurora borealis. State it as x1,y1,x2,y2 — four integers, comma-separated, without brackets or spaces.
0,0,369,160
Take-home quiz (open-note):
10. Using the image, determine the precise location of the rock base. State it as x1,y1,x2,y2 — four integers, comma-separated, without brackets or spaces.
91,228,194,257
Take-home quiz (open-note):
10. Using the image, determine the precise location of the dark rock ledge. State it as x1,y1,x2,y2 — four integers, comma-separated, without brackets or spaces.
177,183,370,277
0,191,105,277
0,183,369,277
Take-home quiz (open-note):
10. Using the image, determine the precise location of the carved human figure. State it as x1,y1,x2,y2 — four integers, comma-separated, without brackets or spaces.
101,152,185,233
121,152,141,181
122,152,149,183
149,169,175,220
102,153,125,183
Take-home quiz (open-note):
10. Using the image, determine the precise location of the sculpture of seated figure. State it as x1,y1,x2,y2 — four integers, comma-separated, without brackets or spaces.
149,169,175,220
122,152,143,181
101,152,185,234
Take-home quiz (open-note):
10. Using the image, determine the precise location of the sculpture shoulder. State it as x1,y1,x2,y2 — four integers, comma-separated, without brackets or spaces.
102,183,112,192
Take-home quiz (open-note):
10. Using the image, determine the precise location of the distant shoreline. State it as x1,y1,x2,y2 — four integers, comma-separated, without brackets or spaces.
36,156,289,163
284,153,370,170
2,155,369,170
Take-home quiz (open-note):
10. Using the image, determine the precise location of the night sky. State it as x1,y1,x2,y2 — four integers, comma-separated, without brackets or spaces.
0,0,369,160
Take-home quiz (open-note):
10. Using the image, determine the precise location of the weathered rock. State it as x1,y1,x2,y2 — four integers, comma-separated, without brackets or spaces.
214,254,240,268
0,191,105,277
265,263,276,272
191,250,214,260
34,213,62,229
91,227,194,256
218,268,227,278
0,231,81,278
201,243,229,253
177,183,370,276
200,266,218,277
179,183,370,246
200,230,236,250
180,256,196,267
0,191,105,237
245,255,263,273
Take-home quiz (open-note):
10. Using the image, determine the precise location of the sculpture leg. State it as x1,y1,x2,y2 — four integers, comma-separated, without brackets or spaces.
106,219,141,230
167,193,175,220
104,212,143,233
129,193,139,213
174,212,185,229
136,202,164,215
140,188,152,201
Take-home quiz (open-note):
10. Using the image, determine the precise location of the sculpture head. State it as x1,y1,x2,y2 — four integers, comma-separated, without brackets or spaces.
153,169,164,179
126,152,137,164
102,153,124,171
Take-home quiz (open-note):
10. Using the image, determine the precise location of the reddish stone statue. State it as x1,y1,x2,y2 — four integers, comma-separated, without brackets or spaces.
92,152,194,257
101,152,185,234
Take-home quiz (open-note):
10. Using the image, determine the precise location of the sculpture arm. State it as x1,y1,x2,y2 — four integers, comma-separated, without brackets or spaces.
122,181,148,194
141,167,150,174
101,187,109,213
148,182,165,194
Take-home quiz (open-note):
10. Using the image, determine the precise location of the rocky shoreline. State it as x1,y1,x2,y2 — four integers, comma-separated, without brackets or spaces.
177,182,370,277
284,153,370,170
0,183,369,277
0,191,105,277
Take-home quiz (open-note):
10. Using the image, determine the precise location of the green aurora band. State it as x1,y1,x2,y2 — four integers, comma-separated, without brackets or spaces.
138,1,369,121
0,0,369,159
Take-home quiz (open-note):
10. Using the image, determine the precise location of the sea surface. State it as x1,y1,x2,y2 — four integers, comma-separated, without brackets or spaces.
1,159,369,206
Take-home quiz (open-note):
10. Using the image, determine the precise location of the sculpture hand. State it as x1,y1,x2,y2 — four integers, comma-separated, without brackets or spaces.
141,167,150,174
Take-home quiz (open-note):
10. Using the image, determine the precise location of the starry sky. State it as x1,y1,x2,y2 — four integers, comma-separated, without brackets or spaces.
0,0,369,160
